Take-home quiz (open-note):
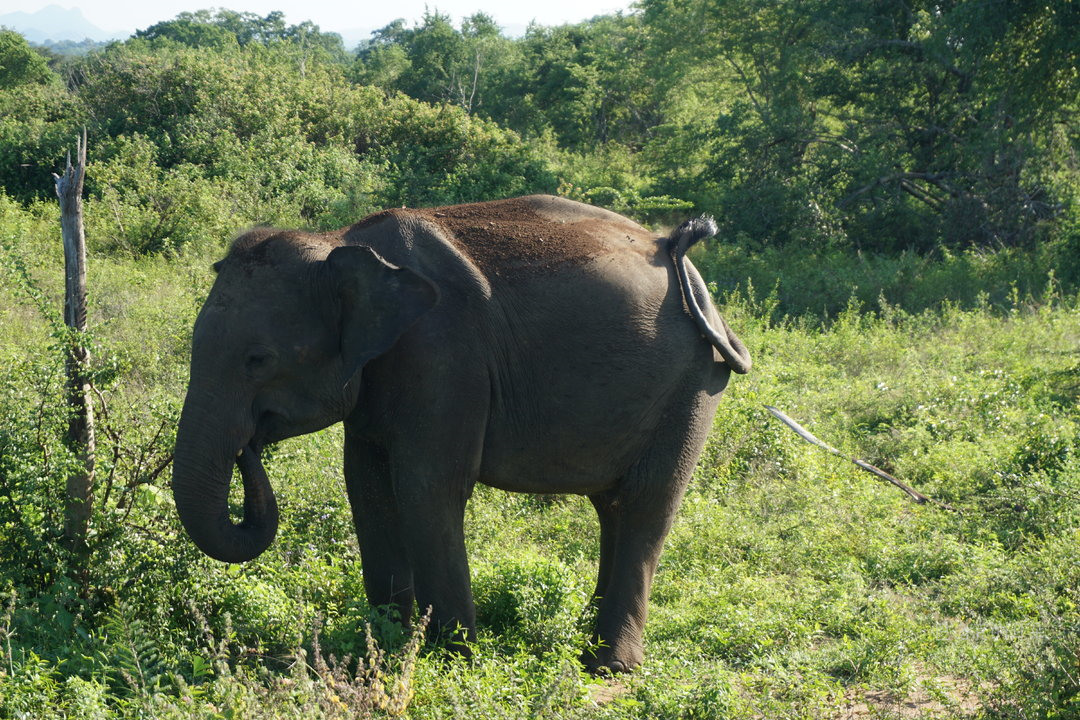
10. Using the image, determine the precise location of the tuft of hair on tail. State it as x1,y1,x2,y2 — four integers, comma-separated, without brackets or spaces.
669,215,718,254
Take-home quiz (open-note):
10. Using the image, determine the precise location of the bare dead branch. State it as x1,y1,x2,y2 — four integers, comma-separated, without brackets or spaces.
54,128,96,559
764,405,958,512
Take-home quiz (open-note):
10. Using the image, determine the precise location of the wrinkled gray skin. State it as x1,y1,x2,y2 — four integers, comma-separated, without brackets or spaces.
173,195,749,673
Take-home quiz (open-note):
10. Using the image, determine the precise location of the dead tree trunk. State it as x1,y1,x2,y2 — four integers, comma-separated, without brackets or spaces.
54,129,95,559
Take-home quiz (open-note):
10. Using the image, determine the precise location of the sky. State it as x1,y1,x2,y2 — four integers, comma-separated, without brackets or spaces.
7,0,637,38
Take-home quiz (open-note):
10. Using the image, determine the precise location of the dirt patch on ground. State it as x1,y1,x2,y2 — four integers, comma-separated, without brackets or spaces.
837,675,983,719
588,679,631,705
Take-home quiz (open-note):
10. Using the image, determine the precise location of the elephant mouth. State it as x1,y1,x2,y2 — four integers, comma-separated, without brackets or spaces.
238,441,260,462
250,408,295,449
251,407,337,449
236,443,262,479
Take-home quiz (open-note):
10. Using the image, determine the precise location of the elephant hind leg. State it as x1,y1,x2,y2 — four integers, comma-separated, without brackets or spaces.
584,388,719,674
588,491,619,606
584,484,684,674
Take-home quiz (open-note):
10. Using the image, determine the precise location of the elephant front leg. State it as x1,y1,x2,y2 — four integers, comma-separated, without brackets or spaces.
361,340,489,656
394,475,477,655
344,431,415,629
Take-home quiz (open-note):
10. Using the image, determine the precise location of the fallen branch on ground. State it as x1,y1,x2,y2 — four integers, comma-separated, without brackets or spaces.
764,405,958,512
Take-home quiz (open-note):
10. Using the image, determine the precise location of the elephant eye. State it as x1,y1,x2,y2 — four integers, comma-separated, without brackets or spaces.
244,347,278,377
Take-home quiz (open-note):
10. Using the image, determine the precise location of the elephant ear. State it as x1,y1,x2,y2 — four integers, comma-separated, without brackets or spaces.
327,245,439,385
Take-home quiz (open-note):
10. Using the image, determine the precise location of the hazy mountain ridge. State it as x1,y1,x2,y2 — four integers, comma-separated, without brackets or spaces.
0,4,124,42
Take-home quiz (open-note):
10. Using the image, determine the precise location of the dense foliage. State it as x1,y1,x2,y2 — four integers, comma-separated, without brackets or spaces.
0,2,1078,717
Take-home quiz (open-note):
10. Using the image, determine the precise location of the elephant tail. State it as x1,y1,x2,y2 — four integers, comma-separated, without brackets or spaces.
667,216,752,374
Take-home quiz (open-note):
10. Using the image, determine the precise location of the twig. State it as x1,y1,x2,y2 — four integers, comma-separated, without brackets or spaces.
764,405,958,512
90,383,121,511
119,453,173,527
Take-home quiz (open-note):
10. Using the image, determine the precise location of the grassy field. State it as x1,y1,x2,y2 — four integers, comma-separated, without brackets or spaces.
1,200,1078,718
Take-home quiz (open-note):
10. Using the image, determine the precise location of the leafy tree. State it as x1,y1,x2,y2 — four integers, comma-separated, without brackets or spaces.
641,0,1080,250
51,37,553,240
361,94,557,207
136,10,348,63
0,29,54,88
0,31,81,202
134,13,238,49
351,20,412,87
354,12,518,114
1,3,1075,252
509,15,657,148
355,13,659,150
348,13,662,211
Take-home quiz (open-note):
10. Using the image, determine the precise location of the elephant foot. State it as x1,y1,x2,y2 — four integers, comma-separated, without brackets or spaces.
428,619,475,660
442,637,474,661
580,644,642,675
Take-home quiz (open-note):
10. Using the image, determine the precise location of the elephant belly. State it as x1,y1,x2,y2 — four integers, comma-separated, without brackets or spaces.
477,418,654,495
476,319,715,495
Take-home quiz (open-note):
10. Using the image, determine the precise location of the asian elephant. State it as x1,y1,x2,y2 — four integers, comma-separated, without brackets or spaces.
172,194,750,673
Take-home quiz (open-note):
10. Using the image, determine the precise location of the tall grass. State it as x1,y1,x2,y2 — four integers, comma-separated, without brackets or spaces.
0,194,1078,717
694,237,1080,320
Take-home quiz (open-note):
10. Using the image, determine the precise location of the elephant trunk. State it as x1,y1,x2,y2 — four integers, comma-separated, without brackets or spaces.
172,398,278,563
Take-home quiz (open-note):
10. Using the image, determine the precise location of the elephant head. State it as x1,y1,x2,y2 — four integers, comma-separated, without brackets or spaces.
172,232,438,563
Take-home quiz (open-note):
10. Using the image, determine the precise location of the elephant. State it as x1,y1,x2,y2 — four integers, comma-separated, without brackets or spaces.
172,194,750,673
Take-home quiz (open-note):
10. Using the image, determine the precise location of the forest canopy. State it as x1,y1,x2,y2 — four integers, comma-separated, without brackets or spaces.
2,1,1077,256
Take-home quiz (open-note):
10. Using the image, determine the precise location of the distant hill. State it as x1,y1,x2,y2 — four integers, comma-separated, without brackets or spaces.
0,5,123,43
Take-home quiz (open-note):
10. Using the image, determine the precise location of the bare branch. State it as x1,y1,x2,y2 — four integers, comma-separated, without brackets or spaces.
55,128,96,561
765,405,957,512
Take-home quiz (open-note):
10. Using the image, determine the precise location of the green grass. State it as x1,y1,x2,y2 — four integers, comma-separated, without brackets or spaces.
1,199,1078,718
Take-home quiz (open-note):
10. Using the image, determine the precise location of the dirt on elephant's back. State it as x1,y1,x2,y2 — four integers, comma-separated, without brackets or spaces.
409,197,645,278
